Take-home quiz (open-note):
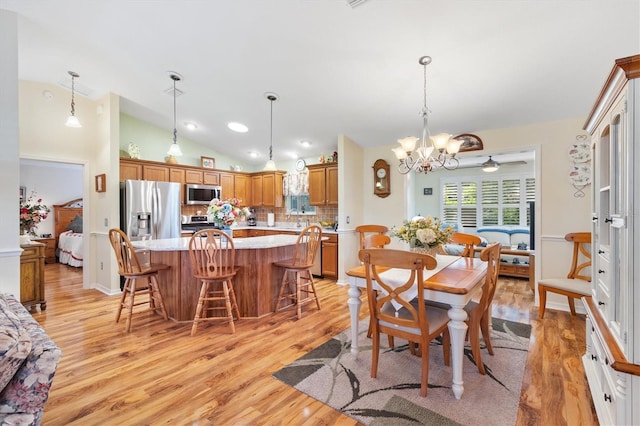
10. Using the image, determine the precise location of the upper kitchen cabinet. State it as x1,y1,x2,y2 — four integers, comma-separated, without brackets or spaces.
120,159,142,181
219,172,235,200
251,171,284,208
234,174,251,207
143,164,170,182
308,163,338,206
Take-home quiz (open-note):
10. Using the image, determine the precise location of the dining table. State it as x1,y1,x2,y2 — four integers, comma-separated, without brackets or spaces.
345,254,488,400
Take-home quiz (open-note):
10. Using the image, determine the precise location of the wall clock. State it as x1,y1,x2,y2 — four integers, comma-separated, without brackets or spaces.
373,159,390,198
295,159,306,171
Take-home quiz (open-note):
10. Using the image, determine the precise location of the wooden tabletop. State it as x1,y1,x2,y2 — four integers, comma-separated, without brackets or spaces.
346,256,487,295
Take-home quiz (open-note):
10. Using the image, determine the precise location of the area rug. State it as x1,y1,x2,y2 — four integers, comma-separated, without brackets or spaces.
273,318,531,426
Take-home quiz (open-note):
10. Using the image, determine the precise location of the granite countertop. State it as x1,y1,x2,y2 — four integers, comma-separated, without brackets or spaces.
132,234,301,251
234,224,339,235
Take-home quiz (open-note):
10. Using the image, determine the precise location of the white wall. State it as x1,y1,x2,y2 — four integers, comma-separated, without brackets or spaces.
0,10,21,297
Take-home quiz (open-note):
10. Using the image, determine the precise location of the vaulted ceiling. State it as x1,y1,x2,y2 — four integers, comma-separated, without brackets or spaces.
3,1,639,166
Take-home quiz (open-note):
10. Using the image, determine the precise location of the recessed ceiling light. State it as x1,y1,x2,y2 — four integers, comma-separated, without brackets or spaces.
248,151,260,158
299,140,312,148
228,122,249,133
184,122,198,131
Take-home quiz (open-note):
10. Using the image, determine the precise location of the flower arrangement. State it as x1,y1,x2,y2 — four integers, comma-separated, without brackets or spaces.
391,216,454,249
207,198,251,227
20,191,50,236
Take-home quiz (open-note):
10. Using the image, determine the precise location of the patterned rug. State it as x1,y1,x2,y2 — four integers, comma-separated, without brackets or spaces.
273,318,531,425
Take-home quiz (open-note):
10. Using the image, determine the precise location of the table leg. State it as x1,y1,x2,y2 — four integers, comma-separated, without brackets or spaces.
448,303,468,399
347,284,362,356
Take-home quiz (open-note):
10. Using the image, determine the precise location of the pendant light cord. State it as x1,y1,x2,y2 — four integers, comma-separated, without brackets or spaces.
173,76,177,144
269,98,273,161
70,75,76,116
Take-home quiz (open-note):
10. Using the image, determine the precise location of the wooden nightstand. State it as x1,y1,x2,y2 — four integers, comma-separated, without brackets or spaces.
33,237,56,264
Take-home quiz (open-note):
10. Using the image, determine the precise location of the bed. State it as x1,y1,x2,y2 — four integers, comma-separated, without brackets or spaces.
53,198,84,268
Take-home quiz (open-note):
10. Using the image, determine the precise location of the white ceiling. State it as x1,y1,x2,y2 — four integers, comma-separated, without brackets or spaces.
3,1,639,166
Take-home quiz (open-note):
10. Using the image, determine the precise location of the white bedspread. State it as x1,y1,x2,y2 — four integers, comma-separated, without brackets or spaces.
58,230,83,267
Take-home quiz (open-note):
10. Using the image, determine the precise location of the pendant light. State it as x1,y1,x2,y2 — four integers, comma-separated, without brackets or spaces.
482,155,500,172
166,73,183,164
65,71,82,128
263,92,279,171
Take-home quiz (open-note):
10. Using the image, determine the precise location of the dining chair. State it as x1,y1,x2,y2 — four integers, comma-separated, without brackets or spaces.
274,225,323,319
538,232,592,319
355,224,389,251
363,234,391,249
359,248,451,397
448,232,482,258
464,242,501,374
188,229,240,335
108,228,169,332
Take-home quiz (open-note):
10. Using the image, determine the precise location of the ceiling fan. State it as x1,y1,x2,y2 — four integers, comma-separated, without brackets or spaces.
456,159,528,170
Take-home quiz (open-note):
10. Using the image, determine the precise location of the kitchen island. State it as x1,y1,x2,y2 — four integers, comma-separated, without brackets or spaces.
131,235,300,321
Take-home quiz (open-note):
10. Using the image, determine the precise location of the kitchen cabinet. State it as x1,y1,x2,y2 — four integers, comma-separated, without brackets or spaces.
185,169,203,184
234,174,251,206
582,54,640,426
169,168,185,184
308,163,338,206
251,172,284,208
120,159,142,181
219,172,235,201
203,171,220,185
143,164,170,181
321,233,338,277
20,242,46,311
33,237,56,264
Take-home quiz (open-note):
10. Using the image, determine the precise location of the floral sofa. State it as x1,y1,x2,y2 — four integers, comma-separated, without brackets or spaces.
0,292,61,425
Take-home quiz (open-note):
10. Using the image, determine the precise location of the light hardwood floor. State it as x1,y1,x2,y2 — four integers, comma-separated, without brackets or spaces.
33,264,597,425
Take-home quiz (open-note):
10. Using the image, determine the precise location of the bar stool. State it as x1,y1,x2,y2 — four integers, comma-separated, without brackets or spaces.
188,229,240,335
274,225,323,319
108,228,169,332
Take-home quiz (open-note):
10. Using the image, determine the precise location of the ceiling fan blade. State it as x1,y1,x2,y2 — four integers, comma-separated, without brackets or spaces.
457,160,528,169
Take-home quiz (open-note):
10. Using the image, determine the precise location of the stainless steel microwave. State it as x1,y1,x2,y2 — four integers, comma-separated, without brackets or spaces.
185,184,222,205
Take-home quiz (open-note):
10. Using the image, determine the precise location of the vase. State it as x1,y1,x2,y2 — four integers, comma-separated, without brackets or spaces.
410,246,439,257
19,234,32,245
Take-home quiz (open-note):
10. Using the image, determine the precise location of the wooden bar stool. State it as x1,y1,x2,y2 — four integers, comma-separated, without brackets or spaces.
108,228,169,332
188,229,240,335
274,225,323,319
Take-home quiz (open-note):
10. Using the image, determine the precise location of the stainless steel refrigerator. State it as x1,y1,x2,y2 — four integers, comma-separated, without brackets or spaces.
120,179,181,241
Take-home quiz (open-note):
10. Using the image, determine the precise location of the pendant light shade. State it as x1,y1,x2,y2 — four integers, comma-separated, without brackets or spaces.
167,73,183,163
65,71,82,128
482,155,500,172
263,93,279,171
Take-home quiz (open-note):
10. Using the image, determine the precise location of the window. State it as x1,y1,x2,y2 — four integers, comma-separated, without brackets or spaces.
285,195,316,215
440,173,535,228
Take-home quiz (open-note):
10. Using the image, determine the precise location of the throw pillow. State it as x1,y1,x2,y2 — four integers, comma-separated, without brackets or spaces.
67,215,83,233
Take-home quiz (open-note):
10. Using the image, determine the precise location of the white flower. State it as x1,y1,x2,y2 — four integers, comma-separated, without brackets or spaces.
416,228,436,245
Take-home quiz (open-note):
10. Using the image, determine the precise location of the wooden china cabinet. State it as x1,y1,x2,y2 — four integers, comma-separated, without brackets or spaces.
582,54,640,426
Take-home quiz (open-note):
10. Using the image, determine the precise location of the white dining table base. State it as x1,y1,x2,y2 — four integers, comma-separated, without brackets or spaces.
346,282,475,400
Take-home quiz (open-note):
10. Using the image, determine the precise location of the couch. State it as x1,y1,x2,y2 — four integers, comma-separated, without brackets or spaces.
0,293,62,425
443,225,532,280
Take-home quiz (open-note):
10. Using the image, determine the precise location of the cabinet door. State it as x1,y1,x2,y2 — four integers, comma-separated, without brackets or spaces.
19,245,44,307
120,160,142,181
262,174,276,207
326,165,338,206
251,175,264,206
308,167,326,206
234,175,251,206
169,168,185,184
143,165,169,181
219,173,235,200
203,171,220,185
322,238,338,277
185,170,204,184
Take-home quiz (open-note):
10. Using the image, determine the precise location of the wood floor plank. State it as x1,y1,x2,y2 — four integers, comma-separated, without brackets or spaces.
31,265,598,425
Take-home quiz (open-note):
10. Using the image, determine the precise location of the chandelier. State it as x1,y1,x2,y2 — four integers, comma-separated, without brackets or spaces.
392,56,461,174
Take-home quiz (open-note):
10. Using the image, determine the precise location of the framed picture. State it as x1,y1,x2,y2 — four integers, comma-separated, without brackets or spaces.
20,186,26,200
95,174,106,193
201,156,216,169
454,133,484,152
